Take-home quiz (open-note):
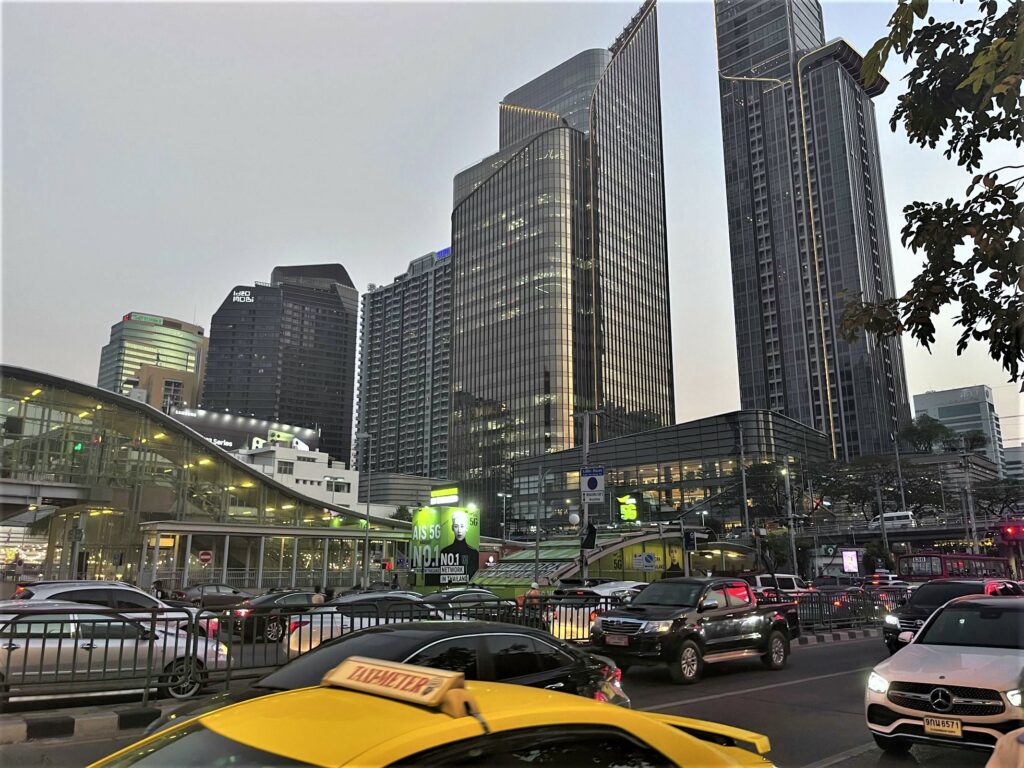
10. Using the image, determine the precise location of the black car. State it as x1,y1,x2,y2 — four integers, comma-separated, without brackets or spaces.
882,578,1024,654
230,590,319,641
145,621,630,734
421,588,519,622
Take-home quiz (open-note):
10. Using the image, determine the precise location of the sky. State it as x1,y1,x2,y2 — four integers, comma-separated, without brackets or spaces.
3,0,1020,446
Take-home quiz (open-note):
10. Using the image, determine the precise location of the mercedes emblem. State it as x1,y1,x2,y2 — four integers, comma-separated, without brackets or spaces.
930,687,954,713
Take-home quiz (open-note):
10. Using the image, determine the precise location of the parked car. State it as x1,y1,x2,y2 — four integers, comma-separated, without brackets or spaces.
11,580,218,637
882,578,1023,654
146,621,631,735
229,590,319,642
591,577,800,684
171,583,253,609
547,581,646,641
866,596,1023,754
288,593,443,653
0,600,231,708
742,573,813,595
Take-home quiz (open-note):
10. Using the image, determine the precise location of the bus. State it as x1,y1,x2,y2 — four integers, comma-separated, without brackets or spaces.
896,552,1013,582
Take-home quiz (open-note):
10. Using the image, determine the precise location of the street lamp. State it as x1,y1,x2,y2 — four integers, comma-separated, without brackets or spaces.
497,492,511,540
780,466,799,576
356,432,373,588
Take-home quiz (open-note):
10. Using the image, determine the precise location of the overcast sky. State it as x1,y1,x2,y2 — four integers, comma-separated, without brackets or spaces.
3,1,1020,445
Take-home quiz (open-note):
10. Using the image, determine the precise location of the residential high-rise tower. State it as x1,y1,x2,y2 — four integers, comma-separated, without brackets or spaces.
715,0,910,460
450,0,675,533
202,264,358,463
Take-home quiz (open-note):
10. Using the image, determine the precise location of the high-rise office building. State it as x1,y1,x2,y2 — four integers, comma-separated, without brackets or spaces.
1004,444,1023,482
449,0,675,533
914,385,1006,476
357,248,452,480
715,0,910,460
98,312,207,408
202,264,358,463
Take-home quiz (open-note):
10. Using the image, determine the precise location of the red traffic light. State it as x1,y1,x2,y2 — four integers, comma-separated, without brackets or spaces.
1000,524,1024,541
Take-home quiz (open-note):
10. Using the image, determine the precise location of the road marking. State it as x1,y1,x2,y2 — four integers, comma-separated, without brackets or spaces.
800,741,875,768
639,667,874,711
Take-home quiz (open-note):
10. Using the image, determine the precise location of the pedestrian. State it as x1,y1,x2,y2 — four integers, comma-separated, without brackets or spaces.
390,572,400,590
311,584,325,604
151,579,166,600
524,581,543,629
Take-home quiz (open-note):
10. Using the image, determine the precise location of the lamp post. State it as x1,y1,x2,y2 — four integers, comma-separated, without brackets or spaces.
356,432,373,588
781,466,799,576
497,492,511,540
891,430,907,513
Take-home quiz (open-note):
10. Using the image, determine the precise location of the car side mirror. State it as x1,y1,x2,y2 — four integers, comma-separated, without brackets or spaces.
701,599,720,611
897,631,915,644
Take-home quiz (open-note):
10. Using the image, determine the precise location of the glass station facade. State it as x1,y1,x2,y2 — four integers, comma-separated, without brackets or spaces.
0,366,408,589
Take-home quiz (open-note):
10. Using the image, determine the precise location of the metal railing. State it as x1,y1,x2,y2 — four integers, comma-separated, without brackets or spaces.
755,588,910,631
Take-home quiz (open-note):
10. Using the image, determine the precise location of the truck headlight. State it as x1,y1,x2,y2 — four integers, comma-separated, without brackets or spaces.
867,672,889,694
1007,689,1021,708
884,614,900,627
643,620,673,634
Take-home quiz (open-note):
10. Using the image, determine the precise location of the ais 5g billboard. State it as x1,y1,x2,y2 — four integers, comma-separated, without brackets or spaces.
411,506,480,586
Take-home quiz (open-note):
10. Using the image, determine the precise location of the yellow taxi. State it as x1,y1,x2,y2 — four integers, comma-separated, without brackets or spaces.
90,657,774,767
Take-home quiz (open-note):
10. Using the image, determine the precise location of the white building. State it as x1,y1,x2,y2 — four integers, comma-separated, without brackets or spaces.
914,385,1005,476
232,446,398,518
1005,444,1024,482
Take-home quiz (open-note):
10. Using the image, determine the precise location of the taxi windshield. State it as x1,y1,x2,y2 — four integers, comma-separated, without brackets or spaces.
630,582,701,608
101,722,313,767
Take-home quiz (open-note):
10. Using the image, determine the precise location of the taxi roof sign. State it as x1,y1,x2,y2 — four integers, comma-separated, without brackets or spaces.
322,657,477,717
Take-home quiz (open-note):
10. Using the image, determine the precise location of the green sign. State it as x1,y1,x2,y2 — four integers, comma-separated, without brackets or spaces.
411,506,480,586
130,313,164,325
617,495,638,521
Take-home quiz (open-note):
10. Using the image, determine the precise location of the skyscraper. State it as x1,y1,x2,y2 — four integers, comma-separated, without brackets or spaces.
449,0,675,533
715,0,910,460
914,385,1006,476
357,248,452,480
202,264,358,463
98,312,207,407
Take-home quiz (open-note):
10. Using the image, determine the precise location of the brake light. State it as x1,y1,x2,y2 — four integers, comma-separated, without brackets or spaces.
289,619,310,634
13,586,26,596
593,691,609,703
833,600,842,607
233,608,251,617
600,664,622,683
206,617,219,634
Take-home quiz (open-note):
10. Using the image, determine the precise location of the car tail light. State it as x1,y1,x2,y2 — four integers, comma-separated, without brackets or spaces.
600,664,622,683
206,617,219,634
833,600,842,607
233,608,251,617
13,586,27,598
289,619,310,634
594,690,609,703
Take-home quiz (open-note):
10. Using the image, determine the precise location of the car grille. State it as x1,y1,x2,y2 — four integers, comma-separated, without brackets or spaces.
898,618,924,631
600,618,644,636
887,682,1004,717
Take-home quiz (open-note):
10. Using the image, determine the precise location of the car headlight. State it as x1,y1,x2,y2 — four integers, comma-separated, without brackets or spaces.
867,672,889,694
884,614,900,627
643,620,673,634
217,643,229,655
1007,689,1022,708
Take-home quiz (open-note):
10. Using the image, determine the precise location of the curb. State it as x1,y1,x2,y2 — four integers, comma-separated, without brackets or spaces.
795,628,881,646
0,704,171,746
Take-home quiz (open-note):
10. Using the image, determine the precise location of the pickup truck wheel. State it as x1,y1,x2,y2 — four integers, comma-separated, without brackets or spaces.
761,630,788,670
669,641,703,684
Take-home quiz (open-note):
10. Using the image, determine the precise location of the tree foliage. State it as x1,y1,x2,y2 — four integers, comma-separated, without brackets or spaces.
899,414,954,452
842,0,1023,384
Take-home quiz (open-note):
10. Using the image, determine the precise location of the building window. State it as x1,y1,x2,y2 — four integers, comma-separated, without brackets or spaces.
278,461,294,475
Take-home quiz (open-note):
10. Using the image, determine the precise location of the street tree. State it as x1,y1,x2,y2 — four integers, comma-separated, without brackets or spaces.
841,0,1023,384
899,414,954,452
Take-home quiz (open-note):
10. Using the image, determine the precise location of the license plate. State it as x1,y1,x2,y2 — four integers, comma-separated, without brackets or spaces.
923,716,962,738
605,634,629,647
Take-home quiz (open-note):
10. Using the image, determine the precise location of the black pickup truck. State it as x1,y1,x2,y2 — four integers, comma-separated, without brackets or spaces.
590,577,800,684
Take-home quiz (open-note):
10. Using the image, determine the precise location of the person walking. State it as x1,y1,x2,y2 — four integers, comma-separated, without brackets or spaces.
151,580,167,600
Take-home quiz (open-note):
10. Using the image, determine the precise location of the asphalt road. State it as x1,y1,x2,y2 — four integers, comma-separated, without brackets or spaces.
0,638,991,768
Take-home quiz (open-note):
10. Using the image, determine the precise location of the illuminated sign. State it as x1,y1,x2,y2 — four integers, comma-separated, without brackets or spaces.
430,487,460,505
842,550,859,573
435,247,451,260
124,313,164,325
232,289,255,303
412,506,480,586
617,495,638,521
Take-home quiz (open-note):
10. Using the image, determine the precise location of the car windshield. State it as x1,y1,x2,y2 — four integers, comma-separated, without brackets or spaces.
908,583,983,610
917,603,1022,649
101,722,313,767
630,581,701,607
256,630,428,690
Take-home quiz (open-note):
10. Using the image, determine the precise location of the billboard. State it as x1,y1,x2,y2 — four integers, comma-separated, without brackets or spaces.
842,550,859,574
411,506,480,586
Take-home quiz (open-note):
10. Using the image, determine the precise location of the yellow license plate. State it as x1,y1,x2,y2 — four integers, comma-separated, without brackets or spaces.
923,716,962,738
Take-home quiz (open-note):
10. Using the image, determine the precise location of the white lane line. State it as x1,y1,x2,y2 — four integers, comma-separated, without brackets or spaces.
800,741,876,768
639,667,874,711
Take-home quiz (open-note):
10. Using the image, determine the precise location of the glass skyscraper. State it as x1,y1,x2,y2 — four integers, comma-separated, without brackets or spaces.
449,0,675,534
202,264,359,463
715,0,910,460
357,249,452,480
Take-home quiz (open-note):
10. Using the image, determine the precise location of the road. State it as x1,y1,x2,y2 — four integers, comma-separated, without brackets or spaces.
0,638,991,767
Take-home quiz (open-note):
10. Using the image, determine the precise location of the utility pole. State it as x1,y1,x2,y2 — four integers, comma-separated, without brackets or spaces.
534,467,550,583
739,425,750,534
875,476,890,555
960,438,979,554
497,492,510,540
575,410,602,582
781,467,798,576
892,430,908,513
357,432,373,588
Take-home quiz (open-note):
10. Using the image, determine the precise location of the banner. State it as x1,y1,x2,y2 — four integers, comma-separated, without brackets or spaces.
411,506,481,586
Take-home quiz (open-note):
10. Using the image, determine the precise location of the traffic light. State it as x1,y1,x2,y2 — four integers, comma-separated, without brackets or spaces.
999,523,1024,542
72,441,84,452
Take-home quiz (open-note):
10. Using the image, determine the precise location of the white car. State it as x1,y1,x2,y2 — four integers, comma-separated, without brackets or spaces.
287,593,442,654
866,595,1023,754
548,581,646,641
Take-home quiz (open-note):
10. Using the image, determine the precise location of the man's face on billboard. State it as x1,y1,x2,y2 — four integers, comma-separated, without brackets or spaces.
451,512,468,541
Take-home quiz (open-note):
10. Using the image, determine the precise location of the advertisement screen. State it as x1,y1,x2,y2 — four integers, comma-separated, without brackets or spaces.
411,507,481,586
842,550,859,574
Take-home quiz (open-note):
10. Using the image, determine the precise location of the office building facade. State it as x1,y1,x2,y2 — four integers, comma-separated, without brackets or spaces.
98,313,207,407
449,0,675,535
914,386,1006,476
356,249,451,480
202,264,358,463
1004,444,1023,482
715,0,910,460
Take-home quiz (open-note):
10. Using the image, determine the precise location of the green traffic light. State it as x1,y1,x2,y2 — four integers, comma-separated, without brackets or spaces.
73,442,84,452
